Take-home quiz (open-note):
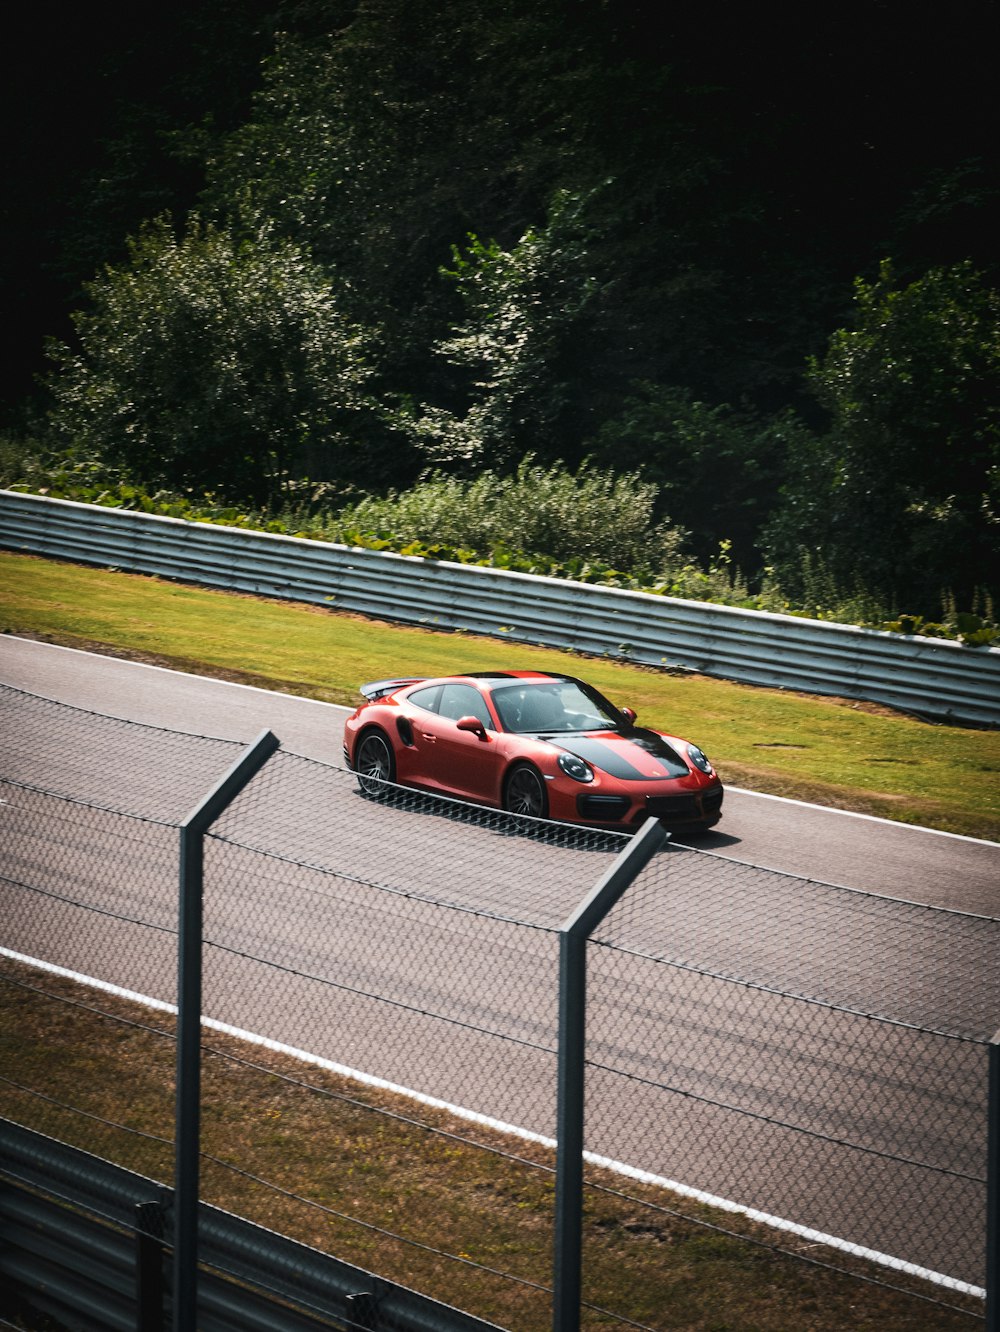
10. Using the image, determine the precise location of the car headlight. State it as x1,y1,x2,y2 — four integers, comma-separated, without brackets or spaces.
558,752,595,783
686,744,713,774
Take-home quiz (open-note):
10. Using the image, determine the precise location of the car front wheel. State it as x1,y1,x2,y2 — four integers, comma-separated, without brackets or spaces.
355,729,396,797
504,763,548,819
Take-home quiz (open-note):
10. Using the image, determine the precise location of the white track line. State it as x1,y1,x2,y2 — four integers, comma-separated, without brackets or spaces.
4,635,998,847
2,947,984,1301
726,784,997,845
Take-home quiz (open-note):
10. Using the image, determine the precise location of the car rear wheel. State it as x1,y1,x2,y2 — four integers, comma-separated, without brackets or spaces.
504,763,548,819
355,729,395,797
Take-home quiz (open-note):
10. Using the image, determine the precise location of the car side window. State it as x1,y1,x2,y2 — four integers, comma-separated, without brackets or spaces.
437,684,494,729
408,685,442,714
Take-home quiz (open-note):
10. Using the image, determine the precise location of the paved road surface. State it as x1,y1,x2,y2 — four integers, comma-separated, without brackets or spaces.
3,636,996,912
2,635,998,1291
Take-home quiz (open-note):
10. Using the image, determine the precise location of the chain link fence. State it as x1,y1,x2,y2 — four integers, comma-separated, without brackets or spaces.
586,852,997,1297
1,681,996,1329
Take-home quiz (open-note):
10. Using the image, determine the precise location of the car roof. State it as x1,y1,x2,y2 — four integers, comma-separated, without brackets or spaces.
454,671,575,688
360,671,580,702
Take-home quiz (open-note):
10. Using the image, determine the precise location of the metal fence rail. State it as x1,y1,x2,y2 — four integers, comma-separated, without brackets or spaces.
0,1120,503,1332
3,489,998,726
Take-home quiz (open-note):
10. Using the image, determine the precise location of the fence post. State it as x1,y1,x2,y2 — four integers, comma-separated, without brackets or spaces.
174,728,280,1332
988,1030,1000,1332
135,1199,166,1332
552,817,668,1332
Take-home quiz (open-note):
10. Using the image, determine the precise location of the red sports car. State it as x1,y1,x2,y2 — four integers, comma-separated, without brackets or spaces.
343,670,723,831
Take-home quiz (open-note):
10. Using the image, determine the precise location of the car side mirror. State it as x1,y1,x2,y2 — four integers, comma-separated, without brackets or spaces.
620,706,637,724
456,716,489,739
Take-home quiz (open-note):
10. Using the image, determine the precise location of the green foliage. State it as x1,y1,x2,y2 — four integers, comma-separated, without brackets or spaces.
46,216,388,504
328,454,684,573
203,3,582,390
16,3,1000,633
2,442,129,501
0,433,39,487
200,4,855,464
764,262,1000,615
10,454,998,645
876,589,1000,646
587,386,811,568
408,195,601,467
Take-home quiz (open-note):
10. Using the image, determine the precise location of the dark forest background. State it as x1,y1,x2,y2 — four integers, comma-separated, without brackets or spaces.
4,1,998,624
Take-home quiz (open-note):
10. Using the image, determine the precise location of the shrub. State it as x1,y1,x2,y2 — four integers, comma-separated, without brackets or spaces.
329,456,687,575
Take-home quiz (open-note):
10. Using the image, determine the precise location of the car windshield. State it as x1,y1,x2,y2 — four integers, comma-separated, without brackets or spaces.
489,680,624,734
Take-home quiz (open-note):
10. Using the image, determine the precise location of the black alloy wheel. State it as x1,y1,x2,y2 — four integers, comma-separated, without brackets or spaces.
355,730,395,797
504,764,548,819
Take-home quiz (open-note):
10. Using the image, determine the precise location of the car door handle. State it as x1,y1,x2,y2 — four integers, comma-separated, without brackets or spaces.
421,732,437,742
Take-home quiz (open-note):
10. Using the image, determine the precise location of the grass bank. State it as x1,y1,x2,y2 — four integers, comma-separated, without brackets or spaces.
2,551,998,841
0,960,980,1331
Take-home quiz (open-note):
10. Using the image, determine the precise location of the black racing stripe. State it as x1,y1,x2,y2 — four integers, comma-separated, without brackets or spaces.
628,729,691,776
560,733,689,781
462,671,563,682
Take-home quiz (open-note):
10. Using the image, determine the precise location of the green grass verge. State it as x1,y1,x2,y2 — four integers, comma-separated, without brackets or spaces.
0,961,981,1331
2,551,998,841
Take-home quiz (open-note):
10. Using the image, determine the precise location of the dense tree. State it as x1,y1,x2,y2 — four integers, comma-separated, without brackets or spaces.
202,0,603,409
47,217,387,503
3,1,290,423
201,3,844,420
764,262,1000,614
587,387,811,571
407,192,602,468
11,0,1000,613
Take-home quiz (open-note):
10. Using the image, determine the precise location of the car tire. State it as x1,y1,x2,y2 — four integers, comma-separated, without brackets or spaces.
503,763,549,819
355,728,396,797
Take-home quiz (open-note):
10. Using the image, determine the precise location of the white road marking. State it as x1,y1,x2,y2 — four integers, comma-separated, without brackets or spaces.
727,784,996,845
5,634,997,847
2,945,984,1301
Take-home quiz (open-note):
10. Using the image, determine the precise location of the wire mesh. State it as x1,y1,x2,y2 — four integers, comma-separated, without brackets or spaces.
0,781,179,1000
201,750,635,1143
197,751,625,1323
208,748,626,926
583,846,999,1298
1,681,994,1328
596,842,1000,1039
0,685,623,1328
0,680,243,820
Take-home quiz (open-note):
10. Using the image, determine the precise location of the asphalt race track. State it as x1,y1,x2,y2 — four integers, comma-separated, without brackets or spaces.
3,635,996,914
2,635,999,1293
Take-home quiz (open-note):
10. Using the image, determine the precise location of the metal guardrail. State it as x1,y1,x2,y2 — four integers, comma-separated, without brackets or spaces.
2,489,998,726
0,1119,504,1332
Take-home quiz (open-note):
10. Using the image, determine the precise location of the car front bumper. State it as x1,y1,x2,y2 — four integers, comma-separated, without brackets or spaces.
575,782,724,828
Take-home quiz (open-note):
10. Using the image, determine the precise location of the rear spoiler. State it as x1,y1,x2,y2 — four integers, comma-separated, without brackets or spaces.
359,678,427,702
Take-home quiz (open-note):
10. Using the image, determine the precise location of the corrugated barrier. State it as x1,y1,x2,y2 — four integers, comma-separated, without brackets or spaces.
0,1121,502,1331
2,489,998,725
